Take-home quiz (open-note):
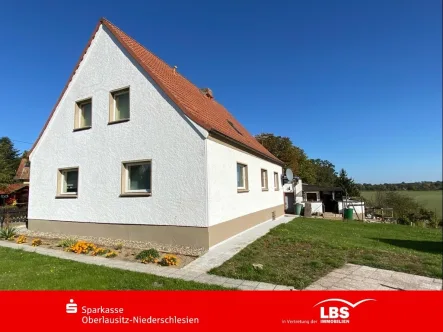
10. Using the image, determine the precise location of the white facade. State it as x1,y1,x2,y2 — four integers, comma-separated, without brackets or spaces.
206,139,283,226
29,26,208,227
29,25,283,232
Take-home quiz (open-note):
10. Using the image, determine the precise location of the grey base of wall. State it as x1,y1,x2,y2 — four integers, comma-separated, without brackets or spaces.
28,204,284,250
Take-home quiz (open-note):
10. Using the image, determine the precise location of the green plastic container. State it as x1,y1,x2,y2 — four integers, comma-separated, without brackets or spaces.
344,208,354,220
294,203,303,216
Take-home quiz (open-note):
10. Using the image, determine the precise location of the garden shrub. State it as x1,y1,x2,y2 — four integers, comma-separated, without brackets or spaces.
31,239,42,246
57,238,77,248
66,241,96,254
0,227,17,240
136,249,160,261
16,235,26,244
159,254,179,266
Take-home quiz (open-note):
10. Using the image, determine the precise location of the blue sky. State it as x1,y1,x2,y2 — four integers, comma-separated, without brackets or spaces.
0,0,441,183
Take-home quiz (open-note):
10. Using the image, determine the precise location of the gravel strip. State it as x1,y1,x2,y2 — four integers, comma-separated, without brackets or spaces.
15,227,206,256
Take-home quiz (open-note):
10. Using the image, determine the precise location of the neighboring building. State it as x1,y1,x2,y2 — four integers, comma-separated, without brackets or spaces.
28,18,284,250
0,153,30,206
284,181,364,218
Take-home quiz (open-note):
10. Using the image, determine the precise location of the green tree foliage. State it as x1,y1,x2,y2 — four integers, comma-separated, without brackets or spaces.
366,191,440,226
336,168,360,197
0,137,20,189
357,181,442,191
256,133,317,183
256,133,351,186
310,159,337,187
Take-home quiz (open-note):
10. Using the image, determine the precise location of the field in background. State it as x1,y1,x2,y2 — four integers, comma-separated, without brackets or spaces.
361,191,442,217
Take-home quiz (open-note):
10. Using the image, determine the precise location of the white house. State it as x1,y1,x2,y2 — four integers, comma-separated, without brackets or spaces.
28,18,284,250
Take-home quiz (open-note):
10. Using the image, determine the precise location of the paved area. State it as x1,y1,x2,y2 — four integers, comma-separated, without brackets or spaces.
305,264,442,290
183,214,297,273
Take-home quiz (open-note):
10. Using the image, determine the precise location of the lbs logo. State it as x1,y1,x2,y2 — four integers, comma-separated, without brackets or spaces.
313,298,375,324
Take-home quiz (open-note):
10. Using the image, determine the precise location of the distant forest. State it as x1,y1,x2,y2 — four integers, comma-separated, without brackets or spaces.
357,181,442,191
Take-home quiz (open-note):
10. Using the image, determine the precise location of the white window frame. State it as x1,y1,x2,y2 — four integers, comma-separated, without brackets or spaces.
274,172,279,191
237,163,248,192
57,167,79,197
110,87,130,123
261,169,268,191
74,98,92,130
121,160,152,196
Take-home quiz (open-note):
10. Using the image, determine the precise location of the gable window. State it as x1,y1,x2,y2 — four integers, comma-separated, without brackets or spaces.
261,169,268,191
237,163,248,192
121,160,151,196
74,99,92,130
274,172,279,191
57,168,79,197
110,88,130,123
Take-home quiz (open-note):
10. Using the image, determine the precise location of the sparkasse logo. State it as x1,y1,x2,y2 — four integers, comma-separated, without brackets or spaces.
66,299,78,314
313,298,375,324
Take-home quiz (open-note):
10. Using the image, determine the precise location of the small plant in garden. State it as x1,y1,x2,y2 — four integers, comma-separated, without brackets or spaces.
114,242,123,250
16,235,27,244
158,254,179,266
105,251,117,258
136,249,160,262
92,248,109,256
57,238,77,248
32,239,42,246
0,227,17,240
66,241,97,254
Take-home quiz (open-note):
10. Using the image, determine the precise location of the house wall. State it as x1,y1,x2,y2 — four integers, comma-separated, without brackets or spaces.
29,26,208,230
206,138,284,245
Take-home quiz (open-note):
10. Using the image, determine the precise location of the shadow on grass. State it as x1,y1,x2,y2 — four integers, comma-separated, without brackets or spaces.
374,238,443,254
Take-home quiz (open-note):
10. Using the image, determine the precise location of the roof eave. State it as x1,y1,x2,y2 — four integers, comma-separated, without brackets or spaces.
209,130,284,166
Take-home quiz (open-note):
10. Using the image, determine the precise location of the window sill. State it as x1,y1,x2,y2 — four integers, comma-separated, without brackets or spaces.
55,195,78,199
237,189,249,193
119,193,151,198
73,126,91,132
108,119,130,125
262,188,269,191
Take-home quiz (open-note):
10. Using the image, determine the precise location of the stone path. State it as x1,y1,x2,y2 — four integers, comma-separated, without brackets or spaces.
305,264,442,290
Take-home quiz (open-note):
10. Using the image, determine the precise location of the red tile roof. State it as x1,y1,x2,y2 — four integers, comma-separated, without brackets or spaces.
0,183,28,195
31,18,282,165
14,155,30,181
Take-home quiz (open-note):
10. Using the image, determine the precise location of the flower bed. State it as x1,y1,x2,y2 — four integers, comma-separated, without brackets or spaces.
0,229,195,268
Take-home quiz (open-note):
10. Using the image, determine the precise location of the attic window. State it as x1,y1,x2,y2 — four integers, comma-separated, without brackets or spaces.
227,120,243,136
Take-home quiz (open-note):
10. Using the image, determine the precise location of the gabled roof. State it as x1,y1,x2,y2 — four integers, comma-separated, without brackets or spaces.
14,154,30,181
31,18,282,165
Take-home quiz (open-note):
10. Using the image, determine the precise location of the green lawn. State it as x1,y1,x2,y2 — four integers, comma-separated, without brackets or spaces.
0,247,227,290
209,218,442,289
362,190,442,217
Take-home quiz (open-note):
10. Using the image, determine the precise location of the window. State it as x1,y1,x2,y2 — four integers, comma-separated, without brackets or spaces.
274,172,279,191
110,88,130,122
57,168,79,197
121,160,151,196
237,163,248,192
74,99,92,130
306,192,318,202
261,169,268,190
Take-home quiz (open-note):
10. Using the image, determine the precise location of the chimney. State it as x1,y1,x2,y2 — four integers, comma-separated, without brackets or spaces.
199,87,214,99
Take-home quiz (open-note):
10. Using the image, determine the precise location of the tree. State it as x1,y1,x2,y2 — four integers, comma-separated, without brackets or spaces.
335,168,360,197
0,137,20,189
255,133,317,183
310,159,337,187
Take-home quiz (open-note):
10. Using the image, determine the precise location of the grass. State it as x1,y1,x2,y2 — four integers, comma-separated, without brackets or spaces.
362,190,442,217
209,218,442,289
0,247,227,290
